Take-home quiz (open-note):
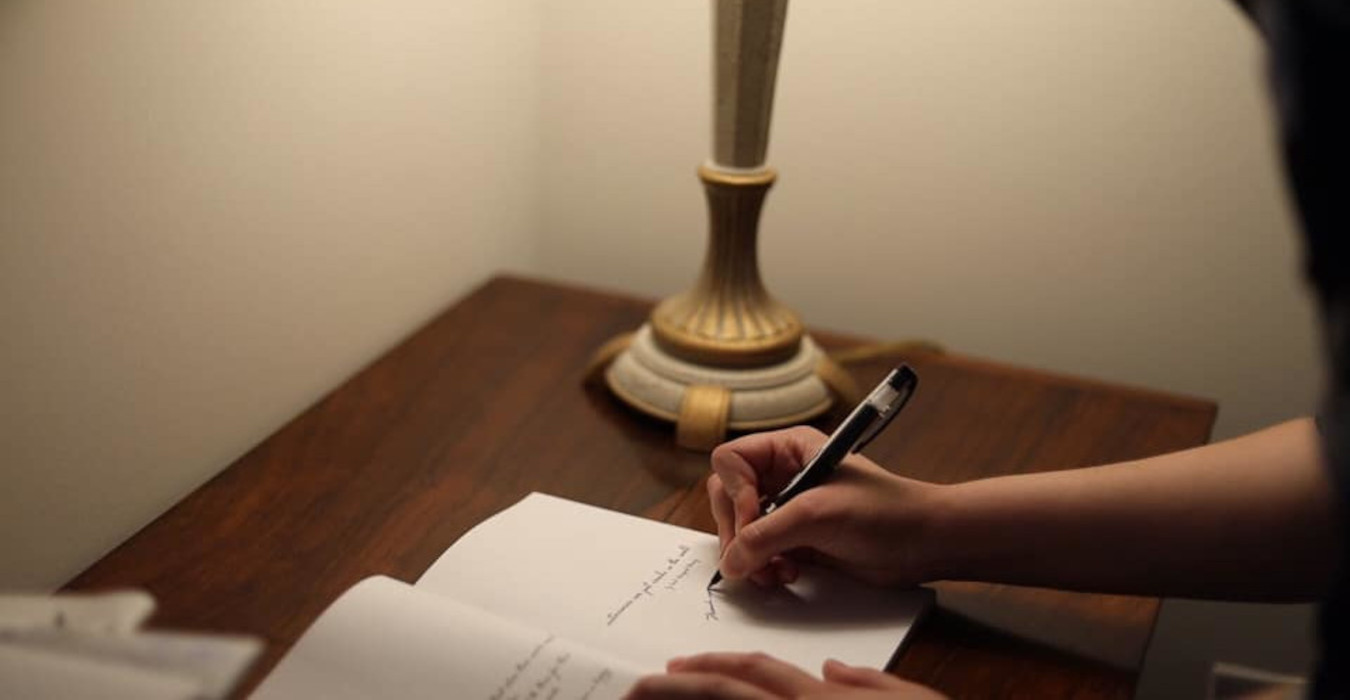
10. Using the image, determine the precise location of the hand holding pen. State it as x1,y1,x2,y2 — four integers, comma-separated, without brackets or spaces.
707,366,923,589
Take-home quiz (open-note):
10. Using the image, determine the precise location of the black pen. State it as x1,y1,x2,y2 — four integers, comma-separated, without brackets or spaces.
708,365,919,590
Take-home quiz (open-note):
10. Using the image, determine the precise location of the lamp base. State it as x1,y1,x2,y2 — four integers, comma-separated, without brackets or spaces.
598,325,857,450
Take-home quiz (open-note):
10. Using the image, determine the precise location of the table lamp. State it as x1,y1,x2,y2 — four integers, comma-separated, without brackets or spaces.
590,0,859,450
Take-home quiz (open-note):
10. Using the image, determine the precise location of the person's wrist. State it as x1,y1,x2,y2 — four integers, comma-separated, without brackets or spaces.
914,482,963,582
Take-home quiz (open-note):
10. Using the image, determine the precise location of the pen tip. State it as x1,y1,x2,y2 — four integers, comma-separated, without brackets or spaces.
707,571,723,591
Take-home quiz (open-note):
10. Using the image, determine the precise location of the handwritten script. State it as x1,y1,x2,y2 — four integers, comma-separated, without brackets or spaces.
603,544,714,627
487,635,618,700
578,669,615,700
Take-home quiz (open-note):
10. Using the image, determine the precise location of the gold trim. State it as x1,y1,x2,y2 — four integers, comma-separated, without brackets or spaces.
815,355,863,406
583,332,634,386
604,366,833,435
649,162,802,368
650,308,802,367
697,164,777,187
676,384,733,450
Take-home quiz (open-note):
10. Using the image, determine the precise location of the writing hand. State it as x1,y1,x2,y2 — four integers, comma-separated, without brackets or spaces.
622,652,947,699
708,426,941,586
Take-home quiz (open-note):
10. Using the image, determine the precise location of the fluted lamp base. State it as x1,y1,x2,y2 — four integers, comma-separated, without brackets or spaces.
592,325,858,451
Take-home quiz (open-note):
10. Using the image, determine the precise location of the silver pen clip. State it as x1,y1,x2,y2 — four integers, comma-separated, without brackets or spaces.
855,365,918,453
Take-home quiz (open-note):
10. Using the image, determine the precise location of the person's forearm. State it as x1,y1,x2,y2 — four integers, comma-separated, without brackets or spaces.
924,418,1338,600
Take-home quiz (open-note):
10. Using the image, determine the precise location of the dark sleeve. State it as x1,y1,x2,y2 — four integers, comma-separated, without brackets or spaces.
1248,1,1350,696
1230,0,1258,21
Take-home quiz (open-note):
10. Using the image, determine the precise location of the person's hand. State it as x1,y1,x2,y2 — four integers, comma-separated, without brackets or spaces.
708,426,942,587
623,652,947,699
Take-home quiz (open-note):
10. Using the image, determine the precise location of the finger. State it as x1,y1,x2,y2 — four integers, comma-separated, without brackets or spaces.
624,672,775,700
708,474,737,552
710,439,769,535
750,556,798,588
820,659,916,691
749,567,779,588
721,494,831,580
666,652,823,697
785,547,845,572
743,556,799,588
715,427,828,489
773,556,799,585
712,428,828,532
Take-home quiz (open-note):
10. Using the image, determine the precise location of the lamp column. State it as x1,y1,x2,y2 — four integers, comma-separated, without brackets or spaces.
596,0,856,450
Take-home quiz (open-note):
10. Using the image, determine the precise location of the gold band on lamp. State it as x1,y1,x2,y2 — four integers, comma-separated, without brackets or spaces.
582,331,634,386
696,166,777,188
676,384,733,451
815,355,864,407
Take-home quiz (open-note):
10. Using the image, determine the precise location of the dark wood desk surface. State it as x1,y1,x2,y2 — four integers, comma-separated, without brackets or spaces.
65,275,1216,698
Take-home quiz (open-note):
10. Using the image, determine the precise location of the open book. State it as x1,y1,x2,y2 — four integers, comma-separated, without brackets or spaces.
253,493,931,699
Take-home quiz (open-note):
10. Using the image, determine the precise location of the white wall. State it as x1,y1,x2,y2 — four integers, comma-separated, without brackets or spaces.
538,0,1321,443
0,0,539,590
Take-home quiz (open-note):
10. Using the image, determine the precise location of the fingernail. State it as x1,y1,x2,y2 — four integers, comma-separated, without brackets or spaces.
667,656,687,670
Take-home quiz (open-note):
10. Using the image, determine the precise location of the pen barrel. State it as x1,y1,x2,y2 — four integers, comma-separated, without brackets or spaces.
767,404,879,510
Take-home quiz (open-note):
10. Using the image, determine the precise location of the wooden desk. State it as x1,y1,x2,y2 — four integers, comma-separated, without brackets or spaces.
64,275,1216,698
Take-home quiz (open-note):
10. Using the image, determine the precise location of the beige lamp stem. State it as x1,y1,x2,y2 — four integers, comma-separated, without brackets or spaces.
653,0,798,369
651,165,803,368
712,0,788,169
591,0,855,450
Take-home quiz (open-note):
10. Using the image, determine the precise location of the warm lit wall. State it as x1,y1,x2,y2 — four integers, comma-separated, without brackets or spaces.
538,0,1321,443
0,0,1326,689
0,1,539,589
535,1,1323,693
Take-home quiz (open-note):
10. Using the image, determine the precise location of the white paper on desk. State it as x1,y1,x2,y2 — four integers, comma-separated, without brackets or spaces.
0,641,201,700
253,576,644,700
417,492,931,673
14,629,261,699
0,590,155,636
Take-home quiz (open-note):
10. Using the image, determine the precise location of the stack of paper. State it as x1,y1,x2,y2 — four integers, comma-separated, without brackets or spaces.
0,590,261,699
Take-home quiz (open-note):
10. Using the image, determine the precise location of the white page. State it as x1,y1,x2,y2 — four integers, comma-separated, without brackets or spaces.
0,641,200,700
417,493,930,673
253,576,645,700
0,590,155,635
14,629,261,700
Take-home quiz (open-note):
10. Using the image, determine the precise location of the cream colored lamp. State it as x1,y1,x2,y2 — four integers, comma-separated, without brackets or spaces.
591,0,859,450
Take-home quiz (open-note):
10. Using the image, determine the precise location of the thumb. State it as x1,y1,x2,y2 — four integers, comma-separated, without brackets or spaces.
721,498,825,579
